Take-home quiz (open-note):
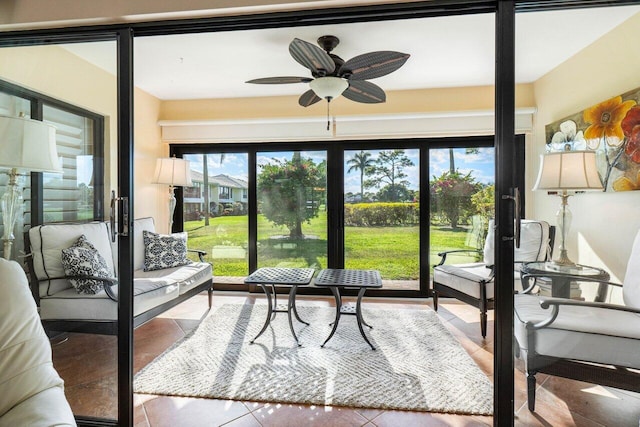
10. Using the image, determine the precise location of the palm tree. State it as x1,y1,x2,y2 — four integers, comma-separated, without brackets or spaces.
347,150,374,202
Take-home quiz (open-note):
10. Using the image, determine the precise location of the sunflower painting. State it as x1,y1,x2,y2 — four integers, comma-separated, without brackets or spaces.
545,87,640,192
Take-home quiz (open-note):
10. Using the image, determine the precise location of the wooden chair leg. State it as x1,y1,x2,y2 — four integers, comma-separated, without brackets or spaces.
527,372,537,411
208,286,213,308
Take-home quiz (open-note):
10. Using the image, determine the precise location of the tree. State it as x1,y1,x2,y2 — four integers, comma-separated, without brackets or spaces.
346,150,374,202
365,149,414,202
203,154,210,226
430,170,481,229
257,152,325,238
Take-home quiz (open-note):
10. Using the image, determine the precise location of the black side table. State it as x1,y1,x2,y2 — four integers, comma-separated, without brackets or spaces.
520,262,610,301
244,267,315,346
314,269,382,350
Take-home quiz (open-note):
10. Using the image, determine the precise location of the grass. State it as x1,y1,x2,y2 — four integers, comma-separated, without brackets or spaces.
185,213,480,279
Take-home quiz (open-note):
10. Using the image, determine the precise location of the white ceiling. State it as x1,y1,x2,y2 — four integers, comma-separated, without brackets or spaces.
63,6,640,101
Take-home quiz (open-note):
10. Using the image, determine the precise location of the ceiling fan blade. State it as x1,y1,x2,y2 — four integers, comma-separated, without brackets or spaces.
298,89,322,107
289,38,335,76
246,76,313,84
343,80,386,104
339,51,410,80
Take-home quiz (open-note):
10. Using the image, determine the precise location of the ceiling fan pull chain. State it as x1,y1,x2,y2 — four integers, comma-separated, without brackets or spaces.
326,98,331,131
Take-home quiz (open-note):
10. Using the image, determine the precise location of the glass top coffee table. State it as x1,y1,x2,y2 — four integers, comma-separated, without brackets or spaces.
520,261,610,301
314,269,382,350
244,267,315,346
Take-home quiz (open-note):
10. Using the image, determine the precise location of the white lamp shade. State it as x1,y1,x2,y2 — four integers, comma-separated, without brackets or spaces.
153,157,193,187
533,150,603,191
309,77,349,99
0,116,62,173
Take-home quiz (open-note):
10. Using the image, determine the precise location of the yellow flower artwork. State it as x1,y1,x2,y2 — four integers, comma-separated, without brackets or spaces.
545,86,640,192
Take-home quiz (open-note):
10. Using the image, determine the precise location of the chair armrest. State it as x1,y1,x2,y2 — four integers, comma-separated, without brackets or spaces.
188,249,207,263
526,296,640,330
434,249,482,266
45,275,118,302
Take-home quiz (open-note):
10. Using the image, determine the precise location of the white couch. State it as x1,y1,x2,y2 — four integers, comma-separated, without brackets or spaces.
0,258,76,427
27,217,213,334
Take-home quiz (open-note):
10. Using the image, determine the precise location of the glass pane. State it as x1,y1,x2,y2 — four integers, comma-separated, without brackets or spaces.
514,5,640,425
344,148,419,290
429,147,495,266
257,150,327,270
42,105,95,222
0,93,31,259
0,40,119,423
183,153,249,277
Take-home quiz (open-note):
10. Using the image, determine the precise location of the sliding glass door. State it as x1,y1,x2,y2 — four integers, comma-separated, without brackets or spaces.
256,150,328,270
182,153,250,277
344,148,420,291
428,147,495,268
175,138,496,297
0,36,124,425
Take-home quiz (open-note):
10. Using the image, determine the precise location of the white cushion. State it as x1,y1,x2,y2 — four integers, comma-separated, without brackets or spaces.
39,279,181,321
0,386,76,427
29,222,115,283
132,217,156,272
433,262,522,299
483,219,550,266
623,229,640,309
0,258,75,425
514,294,640,369
135,262,212,295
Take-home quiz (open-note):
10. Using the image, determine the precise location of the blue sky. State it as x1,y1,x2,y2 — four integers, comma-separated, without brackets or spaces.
184,147,494,193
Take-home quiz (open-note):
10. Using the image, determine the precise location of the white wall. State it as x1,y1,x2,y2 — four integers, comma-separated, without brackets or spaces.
531,12,640,282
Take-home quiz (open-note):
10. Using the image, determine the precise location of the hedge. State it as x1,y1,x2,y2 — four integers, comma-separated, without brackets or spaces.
344,202,419,226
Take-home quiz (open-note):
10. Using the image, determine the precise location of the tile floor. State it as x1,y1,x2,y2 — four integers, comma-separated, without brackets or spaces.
51,292,640,426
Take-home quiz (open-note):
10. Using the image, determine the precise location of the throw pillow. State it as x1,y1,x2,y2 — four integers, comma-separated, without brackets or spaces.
143,230,190,271
61,235,113,294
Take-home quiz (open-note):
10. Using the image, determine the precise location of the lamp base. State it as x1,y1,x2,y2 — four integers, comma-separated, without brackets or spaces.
2,239,13,261
547,249,582,271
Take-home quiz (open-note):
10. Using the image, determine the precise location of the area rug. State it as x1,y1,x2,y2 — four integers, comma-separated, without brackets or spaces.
134,304,493,415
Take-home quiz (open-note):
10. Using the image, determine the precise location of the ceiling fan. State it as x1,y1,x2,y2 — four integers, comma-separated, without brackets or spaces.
246,35,410,108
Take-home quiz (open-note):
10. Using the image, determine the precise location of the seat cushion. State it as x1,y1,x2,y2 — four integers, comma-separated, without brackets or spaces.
433,263,495,300
433,263,523,299
135,262,212,295
514,294,640,369
39,279,180,321
0,259,75,424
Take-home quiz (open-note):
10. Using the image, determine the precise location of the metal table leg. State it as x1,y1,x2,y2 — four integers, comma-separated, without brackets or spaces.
290,284,309,326
287,285,302,346
356,287,375,350
321,286,342,347
250,283,273,343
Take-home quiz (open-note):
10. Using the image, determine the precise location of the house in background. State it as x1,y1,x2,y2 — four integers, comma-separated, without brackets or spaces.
184,171,248,219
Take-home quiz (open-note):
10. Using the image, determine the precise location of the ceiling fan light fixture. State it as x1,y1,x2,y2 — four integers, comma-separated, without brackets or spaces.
309,77,348,100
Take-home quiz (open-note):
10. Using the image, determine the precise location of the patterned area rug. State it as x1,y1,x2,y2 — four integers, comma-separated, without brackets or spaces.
134,304,493,415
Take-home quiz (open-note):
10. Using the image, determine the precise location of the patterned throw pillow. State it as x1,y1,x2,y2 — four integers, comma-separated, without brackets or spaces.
61,235,113,294
143,230,190,272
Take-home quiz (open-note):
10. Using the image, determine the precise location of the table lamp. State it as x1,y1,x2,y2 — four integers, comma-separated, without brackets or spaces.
153,157,192,232
533,150,603,267
0,116,62,259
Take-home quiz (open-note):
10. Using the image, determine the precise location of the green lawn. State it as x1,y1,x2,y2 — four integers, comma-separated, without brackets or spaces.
185,213,480,279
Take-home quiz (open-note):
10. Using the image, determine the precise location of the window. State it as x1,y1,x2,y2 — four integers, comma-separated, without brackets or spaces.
0,78,104,258
219,186,232,199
